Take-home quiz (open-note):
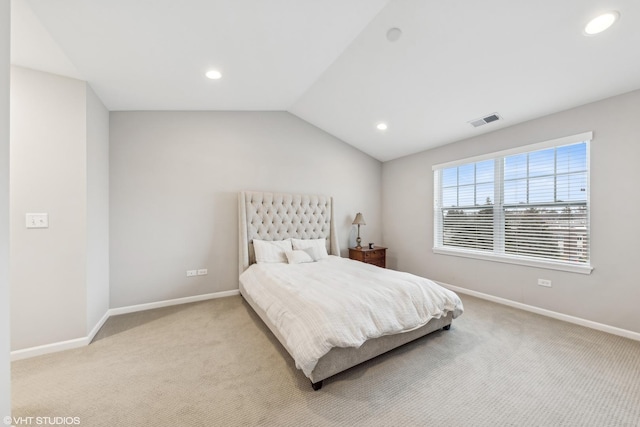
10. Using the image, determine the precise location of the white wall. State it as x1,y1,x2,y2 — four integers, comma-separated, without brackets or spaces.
10,66,87,350
86,86,109,331
110,111,382,308
382,89,640,333
0,0,11,418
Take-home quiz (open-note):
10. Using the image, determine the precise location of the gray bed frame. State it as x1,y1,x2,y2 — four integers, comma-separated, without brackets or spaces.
238,191,452,390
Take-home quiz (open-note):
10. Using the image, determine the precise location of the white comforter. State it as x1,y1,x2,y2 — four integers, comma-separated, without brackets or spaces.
239,256,463,376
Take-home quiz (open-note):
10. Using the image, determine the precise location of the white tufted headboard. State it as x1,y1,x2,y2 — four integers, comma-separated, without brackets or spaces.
238,191,340,274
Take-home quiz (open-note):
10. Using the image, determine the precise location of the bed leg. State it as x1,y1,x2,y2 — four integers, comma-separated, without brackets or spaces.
443,324,451,331
311,380,323,391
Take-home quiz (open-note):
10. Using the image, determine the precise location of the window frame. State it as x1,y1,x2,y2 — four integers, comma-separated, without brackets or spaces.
432,132,593,275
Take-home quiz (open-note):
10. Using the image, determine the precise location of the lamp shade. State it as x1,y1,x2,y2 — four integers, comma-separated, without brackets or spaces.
352,213,366,226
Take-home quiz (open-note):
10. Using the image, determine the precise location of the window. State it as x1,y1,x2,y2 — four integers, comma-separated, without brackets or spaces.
433,132,592,274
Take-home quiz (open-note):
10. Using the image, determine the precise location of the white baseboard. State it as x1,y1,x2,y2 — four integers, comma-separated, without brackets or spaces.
441,282,640,342
109,290,239,316
87,310,111,344
11,337,90,361
11,289,240,361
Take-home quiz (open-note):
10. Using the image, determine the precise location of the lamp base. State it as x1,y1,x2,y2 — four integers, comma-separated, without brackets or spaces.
356,236,362,249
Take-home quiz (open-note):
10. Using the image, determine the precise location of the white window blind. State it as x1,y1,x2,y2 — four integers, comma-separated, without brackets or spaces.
433,132,592,274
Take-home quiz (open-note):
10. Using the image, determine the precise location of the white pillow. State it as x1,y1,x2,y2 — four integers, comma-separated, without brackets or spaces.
253,239,292,263
285,250,314,264
291,238,329,260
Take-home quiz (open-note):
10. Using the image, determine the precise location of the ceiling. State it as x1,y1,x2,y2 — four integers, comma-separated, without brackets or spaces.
11,0,640,161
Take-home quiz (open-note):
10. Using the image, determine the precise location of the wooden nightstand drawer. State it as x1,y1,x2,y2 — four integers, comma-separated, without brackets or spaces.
364,250,384,260
349,246,387,268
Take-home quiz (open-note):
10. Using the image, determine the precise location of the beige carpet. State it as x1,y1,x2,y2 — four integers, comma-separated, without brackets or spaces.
11,294,640,426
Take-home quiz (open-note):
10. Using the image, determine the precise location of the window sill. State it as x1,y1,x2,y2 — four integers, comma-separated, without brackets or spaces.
432,247,593,275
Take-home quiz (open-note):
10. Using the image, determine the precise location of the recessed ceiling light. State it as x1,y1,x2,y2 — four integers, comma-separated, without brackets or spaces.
205,70,222,80
584,11,619,35
376,123,388,131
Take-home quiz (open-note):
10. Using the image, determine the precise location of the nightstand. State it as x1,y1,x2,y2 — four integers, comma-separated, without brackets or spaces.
348,246,387,268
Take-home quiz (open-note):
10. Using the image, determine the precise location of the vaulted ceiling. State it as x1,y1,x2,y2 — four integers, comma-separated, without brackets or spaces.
12,0,640,161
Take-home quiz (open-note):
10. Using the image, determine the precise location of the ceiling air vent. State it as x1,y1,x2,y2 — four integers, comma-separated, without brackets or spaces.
469,113,501,128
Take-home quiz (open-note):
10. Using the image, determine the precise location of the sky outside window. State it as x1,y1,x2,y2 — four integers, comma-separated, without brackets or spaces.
443,142,586,208
442,160,494,207
503,142,587,205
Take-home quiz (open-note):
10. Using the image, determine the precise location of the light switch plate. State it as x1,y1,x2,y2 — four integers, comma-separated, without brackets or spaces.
26,213,48,228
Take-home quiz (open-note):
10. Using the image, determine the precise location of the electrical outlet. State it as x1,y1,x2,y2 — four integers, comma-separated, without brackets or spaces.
26,213,49,228
538,279,552,287
197,269,208,276
186,270,197,277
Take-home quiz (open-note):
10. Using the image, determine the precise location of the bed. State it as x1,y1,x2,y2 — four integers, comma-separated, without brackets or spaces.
238,191,463,390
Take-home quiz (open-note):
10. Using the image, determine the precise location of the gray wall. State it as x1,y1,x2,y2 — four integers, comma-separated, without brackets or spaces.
86,86,110,331
0,0,10,418
110,111,382,308
382,89,640,333
10,67,110,351
10,66,87,350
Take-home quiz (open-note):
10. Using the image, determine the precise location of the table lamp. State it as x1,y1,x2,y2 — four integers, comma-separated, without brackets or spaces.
352,213,366,249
